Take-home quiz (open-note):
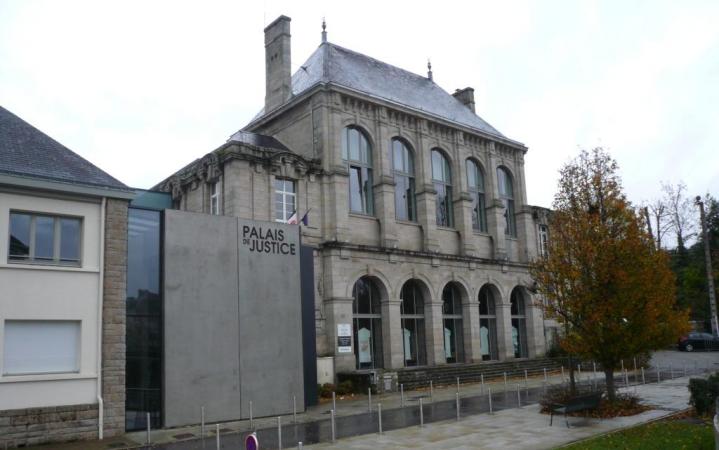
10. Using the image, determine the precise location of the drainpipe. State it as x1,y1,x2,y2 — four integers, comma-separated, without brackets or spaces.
97,197,106,439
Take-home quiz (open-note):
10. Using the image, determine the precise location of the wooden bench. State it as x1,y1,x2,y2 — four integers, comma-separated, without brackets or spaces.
549,392,603,428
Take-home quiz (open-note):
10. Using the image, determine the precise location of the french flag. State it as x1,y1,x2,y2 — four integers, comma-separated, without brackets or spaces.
287,209,310,226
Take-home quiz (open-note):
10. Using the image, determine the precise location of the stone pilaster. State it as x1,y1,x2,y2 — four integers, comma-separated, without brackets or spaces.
102,198,128,437
462,298,482,362
415,184,439,252
454,191,478,256
373,175,398,248
516,205,537,263
381,299,404,369
324,297,355,375
425,300,446,365
495,303,515,360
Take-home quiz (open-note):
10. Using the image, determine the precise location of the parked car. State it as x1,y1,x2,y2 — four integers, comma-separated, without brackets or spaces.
677,332,719,351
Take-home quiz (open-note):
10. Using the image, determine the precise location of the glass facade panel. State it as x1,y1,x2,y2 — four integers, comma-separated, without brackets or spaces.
392,139,415,221
400,281,426,367
442,284,464,363
352,277,383,370
126,208,163,430
497,167,516,236
510,288,528,358
479,286,499,360
432,150,452,227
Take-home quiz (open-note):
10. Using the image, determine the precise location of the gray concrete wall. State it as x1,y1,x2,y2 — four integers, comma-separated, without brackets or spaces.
163,210,303,427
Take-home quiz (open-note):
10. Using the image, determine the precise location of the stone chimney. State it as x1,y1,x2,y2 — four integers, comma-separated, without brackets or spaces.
264,15,292,112
452,87,475,113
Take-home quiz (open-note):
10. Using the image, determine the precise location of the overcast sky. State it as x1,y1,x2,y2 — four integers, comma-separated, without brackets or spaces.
1,0,717,208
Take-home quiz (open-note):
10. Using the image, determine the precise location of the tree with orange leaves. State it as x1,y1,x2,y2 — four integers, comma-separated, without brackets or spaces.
531,148,690,402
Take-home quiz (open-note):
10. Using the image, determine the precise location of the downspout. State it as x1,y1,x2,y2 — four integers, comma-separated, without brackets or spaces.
97,197,106,439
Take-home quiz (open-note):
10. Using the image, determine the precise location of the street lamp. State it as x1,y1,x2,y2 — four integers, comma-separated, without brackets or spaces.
695,195,718,336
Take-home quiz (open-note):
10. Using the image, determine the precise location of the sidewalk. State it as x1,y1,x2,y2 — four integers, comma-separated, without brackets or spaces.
304,376,695,449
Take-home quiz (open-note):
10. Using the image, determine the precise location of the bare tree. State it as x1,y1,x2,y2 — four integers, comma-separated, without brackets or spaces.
662,181,697,250
646,198,672,250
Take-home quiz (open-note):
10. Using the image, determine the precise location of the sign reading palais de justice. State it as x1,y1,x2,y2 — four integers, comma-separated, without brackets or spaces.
241,225,297,255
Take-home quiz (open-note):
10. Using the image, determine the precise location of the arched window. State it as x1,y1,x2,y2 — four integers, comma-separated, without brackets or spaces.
400,280,426,367
431,149,452,227
352,277,383,369
442,283,464,363
510,287,528,358
342,127,374,215
478,285,499,361
466,160,487,232
497,167,516,237
392,139,416,221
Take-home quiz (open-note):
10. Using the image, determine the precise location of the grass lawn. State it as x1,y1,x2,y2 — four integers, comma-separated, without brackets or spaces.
558,419,715,450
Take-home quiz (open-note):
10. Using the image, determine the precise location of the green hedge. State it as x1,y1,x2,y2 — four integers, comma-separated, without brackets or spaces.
688,372,719,416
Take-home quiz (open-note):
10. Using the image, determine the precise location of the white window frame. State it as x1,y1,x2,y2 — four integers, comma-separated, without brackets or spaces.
274,178,297,223
538,224,549,256
210,181,221,215
7,211,83,266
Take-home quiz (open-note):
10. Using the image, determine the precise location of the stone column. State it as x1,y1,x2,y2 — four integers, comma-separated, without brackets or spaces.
453,192,478,256
462,297,481,362
381,298,404,369
415,184,440,252
102,198,128,437
526,300,546,358
324,297,355,375
425,300,446,365
515,205,537,263
495,303,515,360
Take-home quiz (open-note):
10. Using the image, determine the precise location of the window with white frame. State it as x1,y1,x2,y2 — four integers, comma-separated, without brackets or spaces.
3,320,80,375
210,181,221,215
8,212,82,265
538,224,549,256
274,178,297,223
342,127,374,215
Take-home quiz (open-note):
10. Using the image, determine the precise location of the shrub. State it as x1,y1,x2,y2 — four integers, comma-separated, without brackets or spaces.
318,383,335,398
688,372,719,416
336,380,354,396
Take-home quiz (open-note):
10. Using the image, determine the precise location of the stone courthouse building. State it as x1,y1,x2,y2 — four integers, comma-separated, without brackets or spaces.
158,16,553,379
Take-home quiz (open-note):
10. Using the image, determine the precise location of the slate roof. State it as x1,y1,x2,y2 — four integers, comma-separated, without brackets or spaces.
249,42,512,141
0,106,129,192
229,131,290,152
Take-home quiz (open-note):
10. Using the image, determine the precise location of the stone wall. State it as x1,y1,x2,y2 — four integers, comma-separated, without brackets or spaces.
0,404,98,448
102,198,128,436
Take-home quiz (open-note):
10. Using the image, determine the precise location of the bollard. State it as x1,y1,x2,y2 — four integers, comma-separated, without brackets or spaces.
293,395,297,423
277,416,282,450
419,398,424,427
504,372,508,391
298,442,303,450
543,367,548,382
524,369,529,388
657,367,661,383
332,391,336,412
216,424,220,450
249,400,254,430
561,366,565,381
517,384,521,407
456,392,460,421
378,403,383,434
430,380,433,402
400,383,405,407
330,409,336,443
146,412,151,445
641,367,646,385
621,359,624,372
201,406,205,438
368,388,372,412
456,376,460,395
488,388,493,414
593,362,597,380
481,373,485,393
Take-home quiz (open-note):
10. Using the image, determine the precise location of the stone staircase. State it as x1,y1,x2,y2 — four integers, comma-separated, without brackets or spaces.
396,357,568,390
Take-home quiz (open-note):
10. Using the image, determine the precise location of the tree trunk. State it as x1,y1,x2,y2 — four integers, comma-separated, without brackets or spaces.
568,354,577,395
604,367,616,403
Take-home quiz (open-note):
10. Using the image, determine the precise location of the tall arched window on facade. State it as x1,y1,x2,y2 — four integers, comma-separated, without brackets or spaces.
497,166,516,237
478,285,499,361
352,277,383,369
510,287,528,358
342,127,373,215
442,283,464,363
392,139,416,221
432,149,452,227
400,280,426,366
466,159,487,232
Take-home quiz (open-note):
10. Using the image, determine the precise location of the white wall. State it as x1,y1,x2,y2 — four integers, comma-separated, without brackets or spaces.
0,190,102,410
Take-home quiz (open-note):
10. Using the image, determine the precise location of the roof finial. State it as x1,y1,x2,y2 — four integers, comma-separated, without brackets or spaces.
321,17,327,43
427,59,433,81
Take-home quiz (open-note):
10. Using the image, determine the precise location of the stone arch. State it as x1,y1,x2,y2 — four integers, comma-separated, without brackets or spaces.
344,267,391,302
393,272,434,301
